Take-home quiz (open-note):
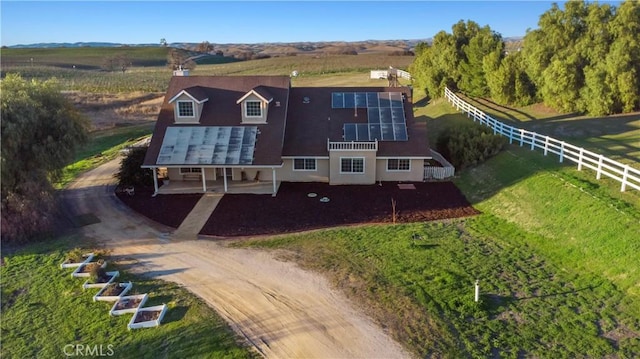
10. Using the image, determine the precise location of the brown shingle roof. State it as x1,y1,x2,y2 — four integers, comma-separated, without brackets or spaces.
144,76,290,167
283,87,429,157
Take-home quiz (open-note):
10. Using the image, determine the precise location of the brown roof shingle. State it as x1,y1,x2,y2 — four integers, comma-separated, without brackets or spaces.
283,87,429,157
144,75,291,167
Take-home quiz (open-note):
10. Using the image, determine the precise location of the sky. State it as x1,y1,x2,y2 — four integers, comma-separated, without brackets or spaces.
0,1,620,46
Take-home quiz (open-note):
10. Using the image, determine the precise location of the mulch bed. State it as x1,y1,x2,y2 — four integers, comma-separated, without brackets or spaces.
200,182,480,236
115,181,479,237
134,310,160,323
115,187,202,228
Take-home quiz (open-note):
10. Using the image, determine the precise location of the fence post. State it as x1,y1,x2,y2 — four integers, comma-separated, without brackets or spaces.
621,165,629,192
577,148,584,171
530,132,536,151
544,136,549,156
596,155,604,180
519,129,524,147
509,127,514,144
559,142,565,163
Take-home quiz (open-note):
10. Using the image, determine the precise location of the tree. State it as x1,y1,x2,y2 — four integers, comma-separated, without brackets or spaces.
102,53,132,73
605,0,640,113
115,147,153,187
458,25,503,96
160,38,168,47
1,74,89,243
195,41,214,53
167,48,196,70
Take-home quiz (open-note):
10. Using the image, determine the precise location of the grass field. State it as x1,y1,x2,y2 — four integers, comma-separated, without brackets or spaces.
55,123,154,189
0,236,255,359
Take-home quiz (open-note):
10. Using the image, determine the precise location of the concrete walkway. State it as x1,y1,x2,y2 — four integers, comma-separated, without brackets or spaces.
172,193,223,240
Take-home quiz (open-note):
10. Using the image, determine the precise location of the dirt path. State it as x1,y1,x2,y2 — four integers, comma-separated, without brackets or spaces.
62,158,411,358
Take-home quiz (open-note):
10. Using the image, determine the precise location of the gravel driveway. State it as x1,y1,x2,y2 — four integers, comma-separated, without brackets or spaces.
62,158,411,358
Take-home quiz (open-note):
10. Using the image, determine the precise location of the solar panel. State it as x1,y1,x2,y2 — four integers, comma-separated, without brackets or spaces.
344,123,357,141
332,92,344,108
394,124,408,141
356,124,369,140
157,126,257,165
333,92,408,141
355,92,367,108
366,92,379,108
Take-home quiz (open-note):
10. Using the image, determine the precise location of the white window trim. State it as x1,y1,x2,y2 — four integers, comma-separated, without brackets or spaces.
386,158,411,172
177,100,196,118
293,158,317,171
245,101,262,118
179,167,202,175
339,157,365,174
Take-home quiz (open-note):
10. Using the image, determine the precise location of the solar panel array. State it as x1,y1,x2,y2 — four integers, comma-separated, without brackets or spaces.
157,126,257,165
332,92,408,142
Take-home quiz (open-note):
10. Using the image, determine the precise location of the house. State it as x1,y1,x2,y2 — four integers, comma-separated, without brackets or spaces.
142,75,431,194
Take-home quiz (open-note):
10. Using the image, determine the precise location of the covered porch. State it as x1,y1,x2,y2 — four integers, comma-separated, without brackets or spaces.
149,166,281,196
156,178,281,195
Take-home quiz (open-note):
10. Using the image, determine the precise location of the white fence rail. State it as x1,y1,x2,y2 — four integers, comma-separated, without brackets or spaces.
444,87,640,192
424,149,455,180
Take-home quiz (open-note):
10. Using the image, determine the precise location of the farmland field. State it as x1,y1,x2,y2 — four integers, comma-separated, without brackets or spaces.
2,47,413,92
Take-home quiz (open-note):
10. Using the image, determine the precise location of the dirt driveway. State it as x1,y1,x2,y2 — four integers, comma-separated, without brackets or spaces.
62,158,411,358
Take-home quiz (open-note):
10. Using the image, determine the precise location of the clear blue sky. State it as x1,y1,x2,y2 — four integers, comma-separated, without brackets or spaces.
0,1,620,46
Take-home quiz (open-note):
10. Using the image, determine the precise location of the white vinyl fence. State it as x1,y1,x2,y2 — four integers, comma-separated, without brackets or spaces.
444,87,640,192
424,149,455,180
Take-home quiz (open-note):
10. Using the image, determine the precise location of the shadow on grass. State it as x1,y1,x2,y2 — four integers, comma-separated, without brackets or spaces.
161,305,188,324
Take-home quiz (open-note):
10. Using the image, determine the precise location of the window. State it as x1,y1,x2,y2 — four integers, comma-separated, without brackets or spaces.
179,167,202,174
245,101,262,117
340,158,364,174
293,158,317,171
177,101,195,117
387,159,411,171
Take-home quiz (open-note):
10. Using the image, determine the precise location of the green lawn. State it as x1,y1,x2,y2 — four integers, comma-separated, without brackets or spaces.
55,124,154,189
0,236,256,359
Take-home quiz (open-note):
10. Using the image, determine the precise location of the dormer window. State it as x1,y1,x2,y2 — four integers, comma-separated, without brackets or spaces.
168,87,209,123
177,101,195,118
245,101,262,117
237,86,273,124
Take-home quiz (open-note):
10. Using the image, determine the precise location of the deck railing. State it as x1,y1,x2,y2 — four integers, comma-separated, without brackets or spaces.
444,87,640,192
328,139,378,151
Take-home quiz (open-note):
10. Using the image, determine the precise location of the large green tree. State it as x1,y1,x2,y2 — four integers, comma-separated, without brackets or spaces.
1,74,89,242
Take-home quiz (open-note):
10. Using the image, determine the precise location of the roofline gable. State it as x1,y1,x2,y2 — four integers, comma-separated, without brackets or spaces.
168,89,209,104
236,89,273,104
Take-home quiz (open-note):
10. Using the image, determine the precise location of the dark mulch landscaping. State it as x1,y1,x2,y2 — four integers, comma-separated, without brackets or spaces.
201,182,479,236
115,187,202,228
116,181,479,237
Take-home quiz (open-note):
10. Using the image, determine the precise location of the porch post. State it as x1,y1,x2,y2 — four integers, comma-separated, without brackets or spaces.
201,167,206,192
272,167,277,194
152,167,158,194
223,167,228,193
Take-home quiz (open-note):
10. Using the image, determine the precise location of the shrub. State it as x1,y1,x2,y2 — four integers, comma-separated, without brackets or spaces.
89,260,108,283
115,146,153,187
65,248,85,264
436,123,506,169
